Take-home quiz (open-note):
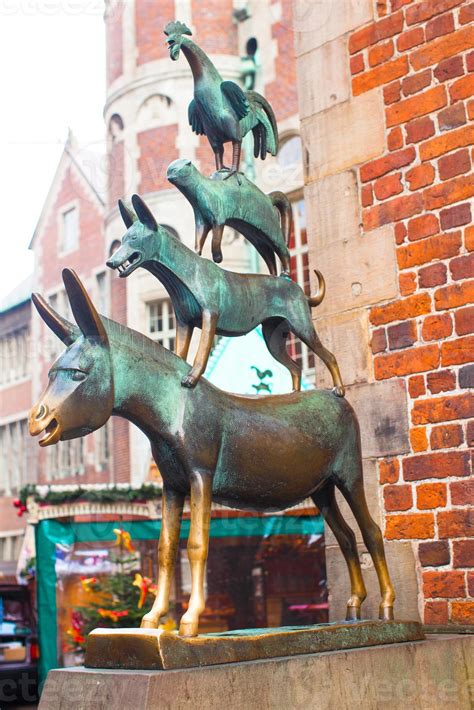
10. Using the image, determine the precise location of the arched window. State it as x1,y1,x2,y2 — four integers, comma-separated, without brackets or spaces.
136,94,176,129
108,114,124,141
277,134,303,174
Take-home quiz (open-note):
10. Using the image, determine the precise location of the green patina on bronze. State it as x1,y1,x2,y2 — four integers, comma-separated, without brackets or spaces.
164,20,278,178
30,270,394,636
167,158,291,274
106,194,343,394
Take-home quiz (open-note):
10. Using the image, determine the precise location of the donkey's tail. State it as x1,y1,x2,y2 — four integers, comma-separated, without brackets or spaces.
269,191,292,245
307,270,326,308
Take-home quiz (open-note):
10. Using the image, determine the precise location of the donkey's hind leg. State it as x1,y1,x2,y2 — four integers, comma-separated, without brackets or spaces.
337,475,395,621
262,319,302,391
312,484,367,620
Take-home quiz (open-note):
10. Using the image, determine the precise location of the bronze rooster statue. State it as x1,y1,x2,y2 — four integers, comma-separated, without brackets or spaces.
164,20,278,178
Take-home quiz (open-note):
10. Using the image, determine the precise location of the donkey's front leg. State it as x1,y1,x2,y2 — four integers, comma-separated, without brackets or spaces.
181,311,217,388
141,486,184,629
179,471,212,637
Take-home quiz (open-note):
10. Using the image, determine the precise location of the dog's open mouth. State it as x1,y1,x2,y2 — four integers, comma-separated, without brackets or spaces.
38,418,60,447
116,252,142,277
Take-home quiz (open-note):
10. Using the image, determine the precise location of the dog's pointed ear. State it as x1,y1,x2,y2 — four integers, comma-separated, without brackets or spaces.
32,293,79,345
118,199,137,229
132,194,158,232
62,269,109,345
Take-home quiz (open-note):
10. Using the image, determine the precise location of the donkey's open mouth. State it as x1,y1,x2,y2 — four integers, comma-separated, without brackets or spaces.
115,251,142,277
40,418,60,446
34,417,61,447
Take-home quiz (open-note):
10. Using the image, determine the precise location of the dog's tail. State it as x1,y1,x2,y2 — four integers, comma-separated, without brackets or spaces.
307,270,326,308
269,191,292,245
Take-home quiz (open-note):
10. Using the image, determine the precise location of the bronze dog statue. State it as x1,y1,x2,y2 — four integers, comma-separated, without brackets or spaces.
167,158,291,275
30,269,395,637
106,194,345,395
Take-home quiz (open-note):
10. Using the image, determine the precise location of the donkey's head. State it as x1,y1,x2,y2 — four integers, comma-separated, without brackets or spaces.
106,195,168,277
29,269,114,447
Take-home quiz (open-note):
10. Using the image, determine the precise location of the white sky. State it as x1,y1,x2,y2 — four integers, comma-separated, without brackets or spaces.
0,1,106,301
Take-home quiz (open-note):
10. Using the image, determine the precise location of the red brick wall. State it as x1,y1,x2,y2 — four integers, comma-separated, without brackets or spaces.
265,0,299,121
40,167,104,292
196,135,218,176
108,140,125,208
349,0,474,626
135,0,175,66
137,125,178,193
0,381,31,420
191,0,238,55
106,0,124,85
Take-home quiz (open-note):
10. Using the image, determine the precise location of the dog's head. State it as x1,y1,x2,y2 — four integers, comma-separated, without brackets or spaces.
107,195,168,276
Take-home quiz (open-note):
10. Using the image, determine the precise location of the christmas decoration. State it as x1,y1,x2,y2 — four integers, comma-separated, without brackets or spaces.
65,528,174,654
15,483,163,516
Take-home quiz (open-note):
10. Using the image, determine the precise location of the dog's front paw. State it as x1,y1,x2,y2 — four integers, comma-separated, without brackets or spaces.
333,385,345,397
182,373,199,388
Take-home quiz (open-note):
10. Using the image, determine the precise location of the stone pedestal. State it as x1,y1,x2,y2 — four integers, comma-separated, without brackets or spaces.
39,634,473,709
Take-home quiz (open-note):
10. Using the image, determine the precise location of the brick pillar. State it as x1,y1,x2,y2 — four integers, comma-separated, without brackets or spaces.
295,0,473,625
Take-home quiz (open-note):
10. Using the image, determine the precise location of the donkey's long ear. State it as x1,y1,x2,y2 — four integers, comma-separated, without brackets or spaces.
62,268,109,345
132,194,158,232
32,293,79,345
118,199,137,229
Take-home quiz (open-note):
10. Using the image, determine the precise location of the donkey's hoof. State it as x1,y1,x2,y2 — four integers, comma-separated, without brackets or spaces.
179,620,199,637
333,385,345,398
181,374,198,388
379,605,394,621
212,253,223,264
346,605,361,621
141,616,159,629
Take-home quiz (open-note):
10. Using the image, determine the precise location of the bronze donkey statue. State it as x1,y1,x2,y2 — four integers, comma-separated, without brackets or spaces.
106,194,345,395
29,269,395,637
167,158,291,275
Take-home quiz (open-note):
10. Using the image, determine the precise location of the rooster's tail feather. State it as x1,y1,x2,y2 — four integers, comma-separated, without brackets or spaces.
247,91,279,157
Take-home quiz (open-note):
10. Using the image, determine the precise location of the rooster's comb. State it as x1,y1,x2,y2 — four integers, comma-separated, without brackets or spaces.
164,20,192,37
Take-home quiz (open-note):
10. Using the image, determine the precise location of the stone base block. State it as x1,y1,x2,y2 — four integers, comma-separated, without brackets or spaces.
39,634,473,709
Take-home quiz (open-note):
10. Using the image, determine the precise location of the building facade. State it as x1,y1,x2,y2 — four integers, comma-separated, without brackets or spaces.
0,282,34,576
295,0,473,625
1,0,471,626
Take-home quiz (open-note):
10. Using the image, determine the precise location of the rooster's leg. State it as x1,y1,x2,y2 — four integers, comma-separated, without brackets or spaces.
223,142,242,184
213,145,225,172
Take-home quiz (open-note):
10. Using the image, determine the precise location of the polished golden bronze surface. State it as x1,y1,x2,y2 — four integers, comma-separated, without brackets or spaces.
85,621,425,671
